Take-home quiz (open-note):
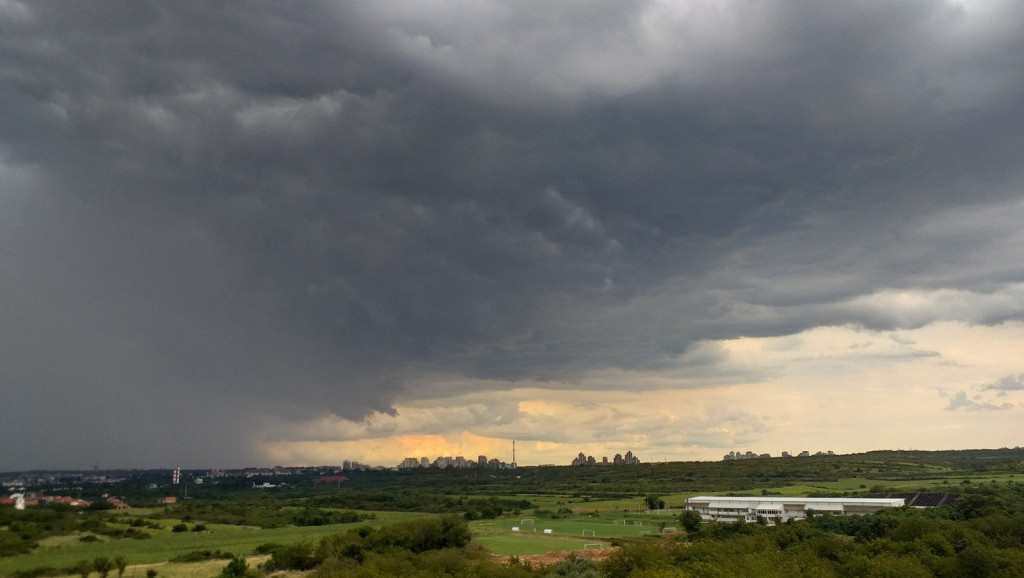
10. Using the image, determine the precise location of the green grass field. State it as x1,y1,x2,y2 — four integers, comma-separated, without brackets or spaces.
0,512,423,575
124,555,273,578
468,510,677,557
565,493,694,512
744,474,1017,496
474,517,655,540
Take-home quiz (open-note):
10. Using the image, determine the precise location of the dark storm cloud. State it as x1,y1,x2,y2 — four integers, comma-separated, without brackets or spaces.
2,0,1024,467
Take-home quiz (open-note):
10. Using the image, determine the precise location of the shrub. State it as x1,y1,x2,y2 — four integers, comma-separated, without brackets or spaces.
263,541,320,571
219,555,251,578
170,549,234,563
371,515,471,553
0,529,34,556
254,542,283,554
125,528,151,539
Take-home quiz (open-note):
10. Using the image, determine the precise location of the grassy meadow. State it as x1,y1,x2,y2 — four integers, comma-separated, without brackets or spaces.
0,512,422,575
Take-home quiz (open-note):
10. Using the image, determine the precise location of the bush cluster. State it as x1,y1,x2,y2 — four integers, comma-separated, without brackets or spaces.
170,549,235,563
262,514,472,572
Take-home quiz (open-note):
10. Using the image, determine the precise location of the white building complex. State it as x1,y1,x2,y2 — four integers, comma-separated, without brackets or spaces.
685,496,905,524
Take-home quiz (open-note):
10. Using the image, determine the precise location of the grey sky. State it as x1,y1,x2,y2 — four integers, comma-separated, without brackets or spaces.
2,1,1024,469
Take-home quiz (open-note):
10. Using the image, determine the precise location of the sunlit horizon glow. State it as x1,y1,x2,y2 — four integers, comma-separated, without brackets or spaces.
254,320,1024,469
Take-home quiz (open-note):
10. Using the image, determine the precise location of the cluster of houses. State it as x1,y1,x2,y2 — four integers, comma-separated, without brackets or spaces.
203,465,357,478
0,493,133,510
2,493,92,509
0,492,183,510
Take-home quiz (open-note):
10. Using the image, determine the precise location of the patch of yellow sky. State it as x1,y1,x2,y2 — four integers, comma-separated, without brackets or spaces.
259,321,1024,467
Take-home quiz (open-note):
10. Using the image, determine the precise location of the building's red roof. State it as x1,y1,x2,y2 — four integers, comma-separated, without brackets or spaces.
313,475,349,484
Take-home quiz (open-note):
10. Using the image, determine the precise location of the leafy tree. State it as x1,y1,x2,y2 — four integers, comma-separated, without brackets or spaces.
114,556,127,577
679,509,703,533
92,557,114,578
645,495,665,510
74,559,92,578
145,571,157,578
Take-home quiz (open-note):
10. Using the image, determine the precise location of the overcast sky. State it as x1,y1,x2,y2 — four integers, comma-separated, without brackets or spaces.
3,0,1024,470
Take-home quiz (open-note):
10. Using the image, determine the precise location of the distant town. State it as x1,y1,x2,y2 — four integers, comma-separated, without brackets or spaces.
0,449,646,496
723,449,835,460
398,450,643,469
395,455,512,469
2,448,858,492
2,449,861,498
570,450,641,466
0,450,644,511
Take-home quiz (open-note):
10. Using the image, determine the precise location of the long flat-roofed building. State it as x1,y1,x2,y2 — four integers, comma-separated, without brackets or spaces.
685,496,904,524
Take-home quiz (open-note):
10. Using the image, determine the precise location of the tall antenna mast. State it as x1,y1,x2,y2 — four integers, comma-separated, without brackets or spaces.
512,440,516,468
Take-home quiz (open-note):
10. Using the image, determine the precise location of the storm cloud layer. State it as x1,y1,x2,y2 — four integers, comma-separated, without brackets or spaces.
3,1,1024,469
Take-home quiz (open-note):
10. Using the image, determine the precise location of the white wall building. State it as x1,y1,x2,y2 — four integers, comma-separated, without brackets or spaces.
685,496,904,524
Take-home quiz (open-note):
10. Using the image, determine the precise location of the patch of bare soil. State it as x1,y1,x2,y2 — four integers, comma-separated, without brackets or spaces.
496,546,618,566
